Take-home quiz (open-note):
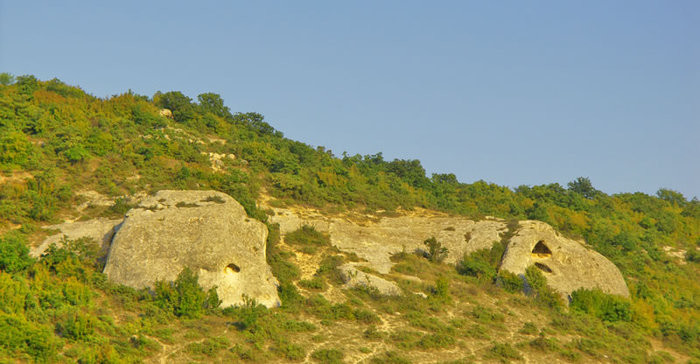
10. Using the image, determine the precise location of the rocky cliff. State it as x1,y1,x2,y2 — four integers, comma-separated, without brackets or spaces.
267,204,630,300
37,190,629,307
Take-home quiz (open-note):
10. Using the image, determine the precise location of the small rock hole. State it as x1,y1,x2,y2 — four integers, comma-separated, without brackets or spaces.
534,262,553,273
225,263,240,273
531,240,552,258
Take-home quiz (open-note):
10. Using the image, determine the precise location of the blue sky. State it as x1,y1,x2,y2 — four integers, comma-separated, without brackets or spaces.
1,1,698,198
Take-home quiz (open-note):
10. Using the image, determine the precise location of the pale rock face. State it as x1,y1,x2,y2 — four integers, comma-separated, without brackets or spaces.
499,220,630,299
269,210,507,274
103,190,280,307
32,218,122,257
268,207,630,300
338,263,402,296
159,108,173,118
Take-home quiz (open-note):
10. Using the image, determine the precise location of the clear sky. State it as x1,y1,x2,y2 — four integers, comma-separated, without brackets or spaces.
1,1,698,198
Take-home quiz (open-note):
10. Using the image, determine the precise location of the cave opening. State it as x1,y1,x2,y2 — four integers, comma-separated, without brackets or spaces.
531,240,552,258
225,263,240,273
534,262,553,273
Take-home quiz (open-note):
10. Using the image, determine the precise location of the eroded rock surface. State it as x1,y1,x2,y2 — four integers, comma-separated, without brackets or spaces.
338,264,402,296
268,206,630,300
103,190,280,307
269,208,506,274
32,218,123,257
500,220,630,299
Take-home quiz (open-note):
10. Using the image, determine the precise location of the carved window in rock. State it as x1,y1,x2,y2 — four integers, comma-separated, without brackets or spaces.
531,240,552,258
225,263,240,274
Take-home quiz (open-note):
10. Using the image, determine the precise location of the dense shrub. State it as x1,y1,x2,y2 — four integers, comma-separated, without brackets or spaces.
570,288,631,322
495,271,523,293
0,313,58,361
154,267,219,318
423,237,448,263
285,225,330,247
525,266,564,310
311,348,344,363
456,250,496,281
0,233,33,273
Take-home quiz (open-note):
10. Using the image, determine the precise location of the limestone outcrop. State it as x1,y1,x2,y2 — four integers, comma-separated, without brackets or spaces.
269,208,507,274
499,220,629,299
268,206,630,300
31,218,122,258
38,190,629,307
101,190,280,307
338,264,402,296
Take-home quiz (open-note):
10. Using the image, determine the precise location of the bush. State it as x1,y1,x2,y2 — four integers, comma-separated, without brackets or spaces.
299,276,326,291
423,237,448,263
495,271,523,293
487,342,522,362
685,249,700,263
311,348,344,363
370,351,411,364
0,313,58,361
272,342,306,361
456,252,496,281
228,295,268,331
286,225,330,247
154,267,218,318
58,311,94,341
524,266,563,310
417,333,455,349
570,288,631,322
431,276,451,303
0,233,33,273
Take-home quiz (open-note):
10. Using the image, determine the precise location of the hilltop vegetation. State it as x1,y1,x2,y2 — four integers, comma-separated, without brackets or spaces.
0,75,698,362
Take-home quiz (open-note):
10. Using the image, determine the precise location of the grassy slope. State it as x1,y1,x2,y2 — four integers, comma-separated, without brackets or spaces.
0,76,697,362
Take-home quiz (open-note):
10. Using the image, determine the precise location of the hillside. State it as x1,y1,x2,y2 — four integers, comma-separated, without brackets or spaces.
0,75,698,363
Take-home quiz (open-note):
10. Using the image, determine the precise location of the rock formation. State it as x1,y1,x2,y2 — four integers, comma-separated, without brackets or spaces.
338,263,402,296
38,190,629,306
499,220,630,299
31,218,122,257
103,190,280,307
269,208,506,274
268,206,630,299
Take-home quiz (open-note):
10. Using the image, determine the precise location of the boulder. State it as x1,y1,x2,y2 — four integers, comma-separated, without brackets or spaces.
103,190,280,307
499,220,629,299
338,264,402,296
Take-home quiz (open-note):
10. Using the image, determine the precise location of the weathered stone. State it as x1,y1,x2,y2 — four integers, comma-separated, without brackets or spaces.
338,264,402,296
268,206,629,301
499,220,630,299
103,190,280,307
33,218,123,257
268,208,507,274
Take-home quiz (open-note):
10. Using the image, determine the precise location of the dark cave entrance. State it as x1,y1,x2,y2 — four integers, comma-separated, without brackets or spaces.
225,263,241,273
534,262,553,273
531,240,552,258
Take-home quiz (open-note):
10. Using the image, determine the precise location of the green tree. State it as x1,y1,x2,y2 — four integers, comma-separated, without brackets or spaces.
0,73,15,86
0,130,33,166
656,188,686,206
567,177,599,199
154,91,197,123
197,92,230,118
423,237,448,263
387,159,430,188
174,267,207,318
